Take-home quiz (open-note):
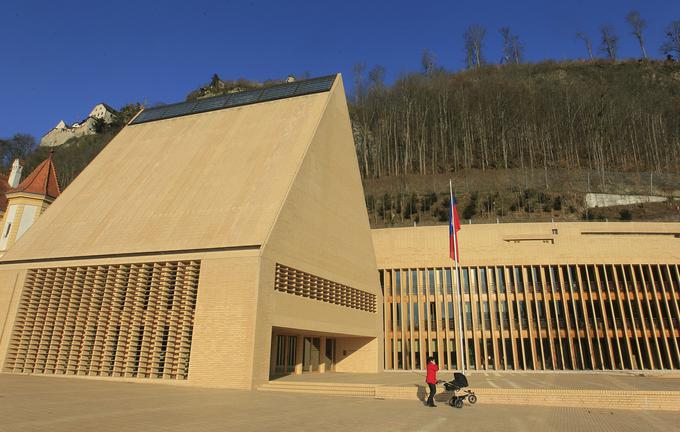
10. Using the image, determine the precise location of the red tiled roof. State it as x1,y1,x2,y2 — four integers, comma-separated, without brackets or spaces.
8,152,61,200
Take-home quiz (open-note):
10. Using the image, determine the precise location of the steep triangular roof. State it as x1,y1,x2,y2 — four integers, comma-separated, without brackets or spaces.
7,152,61,200
1,76,339,261
262,74,380,295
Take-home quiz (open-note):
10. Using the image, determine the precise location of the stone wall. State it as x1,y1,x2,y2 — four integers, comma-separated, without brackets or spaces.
585,193,668,208
39,117,98,147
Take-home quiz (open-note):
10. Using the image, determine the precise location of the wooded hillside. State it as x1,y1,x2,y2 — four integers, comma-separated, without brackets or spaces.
5,62,680,227
351,60,680,179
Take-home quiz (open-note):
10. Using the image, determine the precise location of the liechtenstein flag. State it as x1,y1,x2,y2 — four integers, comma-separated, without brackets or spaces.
449,196,461,262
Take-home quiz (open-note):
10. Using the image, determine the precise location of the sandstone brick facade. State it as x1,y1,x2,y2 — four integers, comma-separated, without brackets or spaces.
0,75,383,390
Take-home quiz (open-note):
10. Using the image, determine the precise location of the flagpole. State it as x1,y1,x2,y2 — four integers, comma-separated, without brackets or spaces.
450,179,465,373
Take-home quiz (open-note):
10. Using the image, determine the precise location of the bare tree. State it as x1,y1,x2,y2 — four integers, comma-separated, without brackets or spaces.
352,62,366,103
500,27,523,64
500,27,511,63
465,40,474,70
626,11,648,59
0,134,35,168
599,25,619,61
510,34,523,64
421,49,436,75
661,20,680,60
576,32,594,60
464,25,486,69
368,65,386,88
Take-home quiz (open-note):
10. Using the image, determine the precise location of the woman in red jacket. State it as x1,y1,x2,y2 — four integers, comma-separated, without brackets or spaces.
425,356,439,407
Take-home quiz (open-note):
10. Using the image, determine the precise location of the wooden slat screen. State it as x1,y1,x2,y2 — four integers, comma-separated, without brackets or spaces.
3,260,200,380
381,264,680,372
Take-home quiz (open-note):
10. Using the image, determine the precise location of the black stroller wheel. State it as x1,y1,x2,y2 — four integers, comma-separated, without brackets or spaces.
448,398,456,407
454,398,464,409
468,394,477,404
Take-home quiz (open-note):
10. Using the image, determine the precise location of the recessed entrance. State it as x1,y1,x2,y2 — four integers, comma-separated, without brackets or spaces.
271,331,336,378
302,337,336,373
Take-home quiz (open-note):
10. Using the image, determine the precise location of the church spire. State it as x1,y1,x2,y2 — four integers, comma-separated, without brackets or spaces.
8,150,60,200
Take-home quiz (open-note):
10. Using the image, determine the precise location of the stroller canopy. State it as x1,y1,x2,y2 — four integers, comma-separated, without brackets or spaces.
452,372,469,388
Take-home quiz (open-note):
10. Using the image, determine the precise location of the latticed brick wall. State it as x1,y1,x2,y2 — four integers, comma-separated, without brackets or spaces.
3,260,200,379
274,263,376,313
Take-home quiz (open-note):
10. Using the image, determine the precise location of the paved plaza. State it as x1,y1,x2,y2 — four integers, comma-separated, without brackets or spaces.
1,374,679,432
273,370,680,391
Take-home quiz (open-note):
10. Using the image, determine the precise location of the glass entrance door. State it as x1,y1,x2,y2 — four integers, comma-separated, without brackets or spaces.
274,335,296,375
299,337,337,373
324,338,336,372
303,337,321,372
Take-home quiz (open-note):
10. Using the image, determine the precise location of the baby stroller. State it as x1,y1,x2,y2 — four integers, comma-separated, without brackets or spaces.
442,372,477,408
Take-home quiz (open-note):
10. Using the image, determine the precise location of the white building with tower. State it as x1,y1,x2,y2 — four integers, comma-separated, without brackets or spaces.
0,154,60,256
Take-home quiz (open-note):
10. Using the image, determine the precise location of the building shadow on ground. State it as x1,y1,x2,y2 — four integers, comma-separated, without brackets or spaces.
416,385,453,406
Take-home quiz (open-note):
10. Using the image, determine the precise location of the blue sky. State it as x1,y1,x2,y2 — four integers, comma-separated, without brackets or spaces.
1,0,678,140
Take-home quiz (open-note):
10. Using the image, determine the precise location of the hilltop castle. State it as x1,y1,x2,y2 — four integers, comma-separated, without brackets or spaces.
39,103,117,147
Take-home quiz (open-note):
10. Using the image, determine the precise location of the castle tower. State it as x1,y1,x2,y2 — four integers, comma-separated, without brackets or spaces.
0,152,60,256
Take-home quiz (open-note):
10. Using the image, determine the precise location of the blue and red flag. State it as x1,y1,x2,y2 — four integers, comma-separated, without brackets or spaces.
449,196,461,262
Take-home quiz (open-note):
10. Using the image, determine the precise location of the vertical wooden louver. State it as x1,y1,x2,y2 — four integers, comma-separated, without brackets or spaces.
380,264,680,372
3,260,200,380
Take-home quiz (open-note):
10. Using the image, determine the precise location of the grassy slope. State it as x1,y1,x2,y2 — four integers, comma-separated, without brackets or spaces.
359,60,680,227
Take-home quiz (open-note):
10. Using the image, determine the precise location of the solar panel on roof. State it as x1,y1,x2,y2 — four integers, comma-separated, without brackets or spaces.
259,84,298,102
129,111,153,124
225,89,261,106
162,102,196,118
191,95,229,113
129,75,336,125
294,76,335,95
130,108,165,124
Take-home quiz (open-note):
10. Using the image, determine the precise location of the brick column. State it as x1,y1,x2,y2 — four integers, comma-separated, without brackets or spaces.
270,334,277,376
319,336,327,373
295,335,304,374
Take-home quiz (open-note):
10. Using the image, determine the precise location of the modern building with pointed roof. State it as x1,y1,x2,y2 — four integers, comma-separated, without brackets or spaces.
3,75,676,392
0,75,383,389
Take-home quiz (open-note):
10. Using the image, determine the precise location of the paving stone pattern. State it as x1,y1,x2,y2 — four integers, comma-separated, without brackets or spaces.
273,370,680,391
1,374,679,432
